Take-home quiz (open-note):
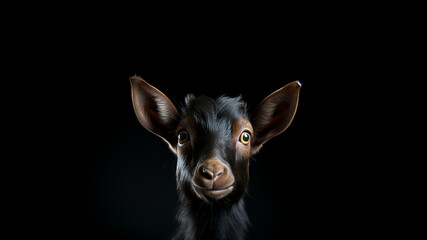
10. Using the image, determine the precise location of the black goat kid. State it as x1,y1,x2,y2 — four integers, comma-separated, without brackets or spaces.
130,77,301,240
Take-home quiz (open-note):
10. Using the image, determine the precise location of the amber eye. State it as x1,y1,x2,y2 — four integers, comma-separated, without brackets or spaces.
178,131,189,144
239,132,251,145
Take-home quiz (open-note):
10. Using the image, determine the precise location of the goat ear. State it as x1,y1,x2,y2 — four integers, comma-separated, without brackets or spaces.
250,81,301,154
130,76,180,153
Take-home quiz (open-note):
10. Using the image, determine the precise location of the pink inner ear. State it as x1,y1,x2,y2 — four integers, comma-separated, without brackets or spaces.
130,77,180,151
250,81,301,151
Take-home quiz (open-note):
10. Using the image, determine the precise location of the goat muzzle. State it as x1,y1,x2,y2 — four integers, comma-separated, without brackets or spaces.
192,158,235,200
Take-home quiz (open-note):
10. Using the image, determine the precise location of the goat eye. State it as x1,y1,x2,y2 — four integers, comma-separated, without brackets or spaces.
178,131,189,144
239,132,251,145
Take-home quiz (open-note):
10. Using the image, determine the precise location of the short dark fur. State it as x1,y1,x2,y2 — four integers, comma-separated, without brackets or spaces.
175,96,249,240
182,95,247,132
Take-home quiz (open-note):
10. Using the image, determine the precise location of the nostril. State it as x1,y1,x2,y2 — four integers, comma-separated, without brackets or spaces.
213,169,224,182
200,167,225,181
201,168,214,180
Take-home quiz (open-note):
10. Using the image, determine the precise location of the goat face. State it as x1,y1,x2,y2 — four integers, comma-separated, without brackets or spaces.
176,96,251,203
130,77,301,205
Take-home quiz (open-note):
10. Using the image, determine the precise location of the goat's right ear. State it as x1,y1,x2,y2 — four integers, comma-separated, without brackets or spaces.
130,76,180,153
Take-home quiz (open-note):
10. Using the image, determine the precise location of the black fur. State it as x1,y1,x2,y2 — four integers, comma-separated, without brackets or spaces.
174,96,250,240
175,196,249,240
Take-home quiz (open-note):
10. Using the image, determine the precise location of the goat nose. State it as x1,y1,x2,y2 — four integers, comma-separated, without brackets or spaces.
200,167,224,182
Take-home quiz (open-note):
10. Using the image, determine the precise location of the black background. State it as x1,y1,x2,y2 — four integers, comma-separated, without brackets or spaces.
7,5,416,239
26,19,390,239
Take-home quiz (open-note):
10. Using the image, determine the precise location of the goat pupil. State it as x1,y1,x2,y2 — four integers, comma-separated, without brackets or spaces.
242,133,249,142
178,132,187,141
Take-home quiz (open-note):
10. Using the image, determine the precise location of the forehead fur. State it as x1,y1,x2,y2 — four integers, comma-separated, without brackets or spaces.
181,95,248,132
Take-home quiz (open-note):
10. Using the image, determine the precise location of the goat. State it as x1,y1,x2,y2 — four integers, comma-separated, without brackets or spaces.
130,77,301,240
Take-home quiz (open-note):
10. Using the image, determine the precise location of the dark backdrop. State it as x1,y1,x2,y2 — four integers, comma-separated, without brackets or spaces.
12,7,408,238
41,34,374,239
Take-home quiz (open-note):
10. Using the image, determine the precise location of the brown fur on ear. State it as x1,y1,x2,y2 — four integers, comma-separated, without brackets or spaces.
130,76,180,153
250,81,301,154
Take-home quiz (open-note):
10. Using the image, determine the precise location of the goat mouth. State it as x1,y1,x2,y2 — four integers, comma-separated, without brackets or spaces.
192,183,234,200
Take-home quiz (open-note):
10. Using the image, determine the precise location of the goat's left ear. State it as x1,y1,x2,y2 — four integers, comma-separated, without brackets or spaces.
250,81,301,154
130,76,180,153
